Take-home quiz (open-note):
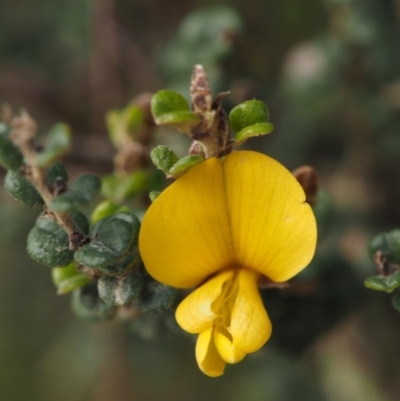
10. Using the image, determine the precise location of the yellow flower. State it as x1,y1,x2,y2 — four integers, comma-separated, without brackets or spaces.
139,151,317,377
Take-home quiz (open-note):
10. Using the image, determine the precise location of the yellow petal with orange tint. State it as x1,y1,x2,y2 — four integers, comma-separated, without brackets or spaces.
176,270,234,333
222,151,317,282
196,329,226,377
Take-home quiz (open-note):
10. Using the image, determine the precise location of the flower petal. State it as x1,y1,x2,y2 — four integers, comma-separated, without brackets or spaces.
139,158,235,288
196,329,226,377
176,270,234,333
222,151,317,282
229,268,272,353
214,327,247,364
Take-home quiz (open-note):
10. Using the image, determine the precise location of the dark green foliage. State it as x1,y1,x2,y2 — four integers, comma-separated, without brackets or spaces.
50,173,102,212
97,251,136,276
27,211,89,267
98,273,144,306
134,276,179,314
4,162,69,208
74,216,134,269
0,122,23,170
71,282,116,322
4,170,44,207
364,271,400,293
369,230,400,265
51,262,90,294
36,123,71,167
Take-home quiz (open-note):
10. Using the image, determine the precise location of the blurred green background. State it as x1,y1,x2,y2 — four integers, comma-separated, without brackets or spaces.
1,0,400,400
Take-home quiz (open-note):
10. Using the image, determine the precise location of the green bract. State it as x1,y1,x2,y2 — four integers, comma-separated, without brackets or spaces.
27,211,89,267
364,271,400,293
74,216,135,269
36,123,71,168
98,273,144,306
71,282,116,322
50,173,102,212
51,262,90,294
369,230,400,264
0,123,23,170
151,90,200,133
229,100,274,145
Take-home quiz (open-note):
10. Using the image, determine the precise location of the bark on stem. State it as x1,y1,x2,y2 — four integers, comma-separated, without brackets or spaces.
9,110,84,249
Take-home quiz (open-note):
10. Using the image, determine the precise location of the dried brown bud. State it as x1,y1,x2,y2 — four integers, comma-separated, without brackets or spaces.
292,165,319,207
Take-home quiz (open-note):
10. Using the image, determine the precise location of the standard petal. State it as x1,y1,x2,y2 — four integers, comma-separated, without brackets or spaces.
139,158,235,288
229,269,272,353
196,329,226,377
222,151,317,282
176,270,234,333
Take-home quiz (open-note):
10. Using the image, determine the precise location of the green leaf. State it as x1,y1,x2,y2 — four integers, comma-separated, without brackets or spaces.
151,90,190,119
101,174,119,199
392,291,400,312
151,90,200,133
369,230,400,264
116,170,147,200
169,154,204,177
113,211,141,245
234,122,274,145
150,145,179,174
149,191,160,202
27,211,88,267
50,173,102,212
4,170,44,207
46,162,69,184
229,100,269,132
71,282,116,322
98,273,144,306
134,276,179,314
91,200,119,224
74,216,134,269
51,262,90,294
229,100,273,144
0,123,23,170
364,270,400,293
98,251,136,276
36,123,71,167
4,162,69,208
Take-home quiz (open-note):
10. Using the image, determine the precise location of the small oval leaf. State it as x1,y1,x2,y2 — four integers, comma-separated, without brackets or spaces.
229,100,270,133
36,123,72,167
364,271,400,293
50,173,102,212
71,282,116,322
74,217,134,269
98,273,144,306
169,154,204,177
234,122,274,145
150,145,179,174
4,170,44,207
134,276,179,314
0,123,23,170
